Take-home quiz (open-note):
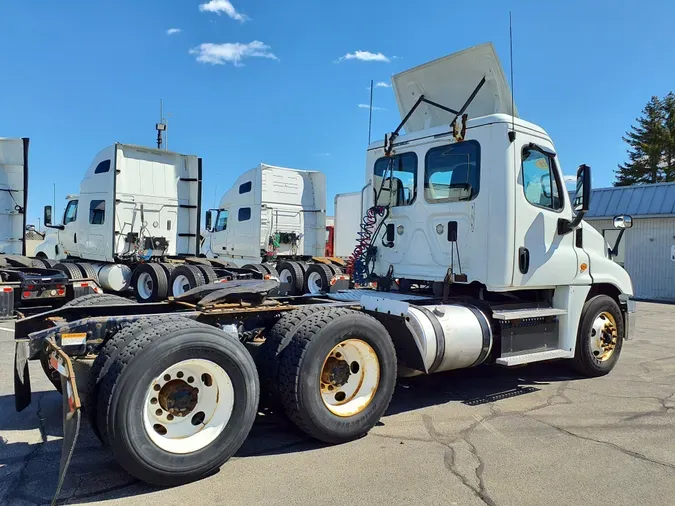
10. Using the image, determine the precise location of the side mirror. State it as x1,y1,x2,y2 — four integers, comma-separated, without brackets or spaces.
44,205,52,226
573,164,591,213
613,215,633,229
205,210,212,231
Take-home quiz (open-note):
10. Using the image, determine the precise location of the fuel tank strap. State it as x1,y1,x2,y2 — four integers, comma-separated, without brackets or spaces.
460,304,492,367
414,305,445,373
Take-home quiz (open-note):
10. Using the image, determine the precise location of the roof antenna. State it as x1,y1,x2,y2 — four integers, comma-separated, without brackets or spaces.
368,79,374,145
508,12,516,143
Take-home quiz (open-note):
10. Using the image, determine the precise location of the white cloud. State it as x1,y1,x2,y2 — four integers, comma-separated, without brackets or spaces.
189,41,278,66
166,28,182,35
358,104,386,111
337,50,391,63
563,175,576,184
375,81,391,88
199,0,249,22
313,152,331,157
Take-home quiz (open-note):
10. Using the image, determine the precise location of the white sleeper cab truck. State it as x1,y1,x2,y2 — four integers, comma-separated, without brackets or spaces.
0,137,99,318
34,143,224,302
201,163,348,295
14,44,635,504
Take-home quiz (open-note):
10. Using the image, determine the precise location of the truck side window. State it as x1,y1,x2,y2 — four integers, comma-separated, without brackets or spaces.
64,200,78,224
521,149,563,211
424,141,480,203
373,152,417,207
94,160,111,174
214,210,228,231
89,200,106,225
238,207,251,221
239,181,252,194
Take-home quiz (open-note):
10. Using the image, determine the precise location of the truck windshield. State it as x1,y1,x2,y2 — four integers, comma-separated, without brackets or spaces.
214,210,228,232
373,152,417,207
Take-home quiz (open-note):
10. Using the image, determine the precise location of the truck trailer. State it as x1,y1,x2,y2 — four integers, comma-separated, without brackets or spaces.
14,42,636,504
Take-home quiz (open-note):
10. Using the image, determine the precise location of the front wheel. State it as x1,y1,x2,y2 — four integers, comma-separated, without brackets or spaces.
573,295,624,377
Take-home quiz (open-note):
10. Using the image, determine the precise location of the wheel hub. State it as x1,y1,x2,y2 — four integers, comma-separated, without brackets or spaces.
159,379,199,417
321,357,350,387
590,311,618,361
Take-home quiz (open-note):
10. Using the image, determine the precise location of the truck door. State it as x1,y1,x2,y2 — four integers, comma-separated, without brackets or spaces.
77,196,110,261
210,209,230,256
512,141,578,287
60,199,80,258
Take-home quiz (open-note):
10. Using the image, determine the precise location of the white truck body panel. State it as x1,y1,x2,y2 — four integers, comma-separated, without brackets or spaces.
203,163,326,265
392,42,517,134
0,138,27,256
36,144,200,263
333,192,362,258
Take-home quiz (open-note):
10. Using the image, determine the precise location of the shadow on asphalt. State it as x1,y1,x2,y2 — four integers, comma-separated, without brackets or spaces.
0,361,580,504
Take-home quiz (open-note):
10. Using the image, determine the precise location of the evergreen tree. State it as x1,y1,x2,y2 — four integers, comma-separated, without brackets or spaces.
662,92,675,181
615,96,667,186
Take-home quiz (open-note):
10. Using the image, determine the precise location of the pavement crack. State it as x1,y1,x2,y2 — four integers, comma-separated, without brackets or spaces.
422,413,498,506
520,381,571,414
527,416,675,471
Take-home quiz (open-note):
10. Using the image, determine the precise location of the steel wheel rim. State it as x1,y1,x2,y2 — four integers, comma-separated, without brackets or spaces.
143,358,234,454
279,268,293,284
137,272,154,299
172,274,191,296
590,311,618,361
307,271,323,294
319,339,380,417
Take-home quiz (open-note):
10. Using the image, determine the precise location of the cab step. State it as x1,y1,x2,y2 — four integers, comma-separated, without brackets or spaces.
492,307,567,320
496,348,572,366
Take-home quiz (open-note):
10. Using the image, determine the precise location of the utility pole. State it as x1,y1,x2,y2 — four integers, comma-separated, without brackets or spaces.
368,80,374,145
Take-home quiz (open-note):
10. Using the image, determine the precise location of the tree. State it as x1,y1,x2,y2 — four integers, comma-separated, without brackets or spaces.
615,96,667,186
662,92,675,181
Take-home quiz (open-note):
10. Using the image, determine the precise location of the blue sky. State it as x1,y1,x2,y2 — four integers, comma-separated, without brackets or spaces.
1,0,674,227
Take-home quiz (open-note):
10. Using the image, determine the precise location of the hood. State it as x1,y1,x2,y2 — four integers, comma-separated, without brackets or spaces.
392,42,517,133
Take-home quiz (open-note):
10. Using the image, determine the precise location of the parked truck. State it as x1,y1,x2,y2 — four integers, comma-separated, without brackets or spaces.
34,143,258,302
200,163,349,294
0,137,100,318
14,42,635,504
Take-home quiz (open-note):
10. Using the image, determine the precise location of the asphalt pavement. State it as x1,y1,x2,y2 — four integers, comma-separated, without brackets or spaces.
0,302,673,506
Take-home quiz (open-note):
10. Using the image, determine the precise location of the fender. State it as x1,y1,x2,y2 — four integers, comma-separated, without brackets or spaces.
33,232,66,260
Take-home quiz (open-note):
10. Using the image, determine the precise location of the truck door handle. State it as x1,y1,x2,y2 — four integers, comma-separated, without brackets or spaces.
518,247,529,274
74,233,77,244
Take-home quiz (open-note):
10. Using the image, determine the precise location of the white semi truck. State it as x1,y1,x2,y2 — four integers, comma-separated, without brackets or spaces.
0,137,100,318
14,43,635,504
201,163,350,294
34,144,257,302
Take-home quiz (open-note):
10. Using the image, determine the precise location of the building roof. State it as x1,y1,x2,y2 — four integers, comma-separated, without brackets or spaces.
581,182,675,219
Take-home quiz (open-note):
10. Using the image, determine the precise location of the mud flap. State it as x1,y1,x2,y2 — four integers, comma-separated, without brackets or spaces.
45,340,82,506
14,339,31,412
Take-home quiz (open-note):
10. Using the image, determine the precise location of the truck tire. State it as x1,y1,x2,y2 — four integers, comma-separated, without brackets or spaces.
54,262,84,280
34,257,58,268
40,294,133,394
97,320,259,486
242,264,266,276
304,264,334,295
31,258,50,268
4,255,34,268
196,265,218,284
325,264,343,276
572,295,624,377
169,265,205,296
64,293,132,308
133,264,169,302
75,262,100,283
256,305,332,399
159,262,176,279
264,264,280,279
277,261,304,295
88,314,184,442
278,308,397,444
